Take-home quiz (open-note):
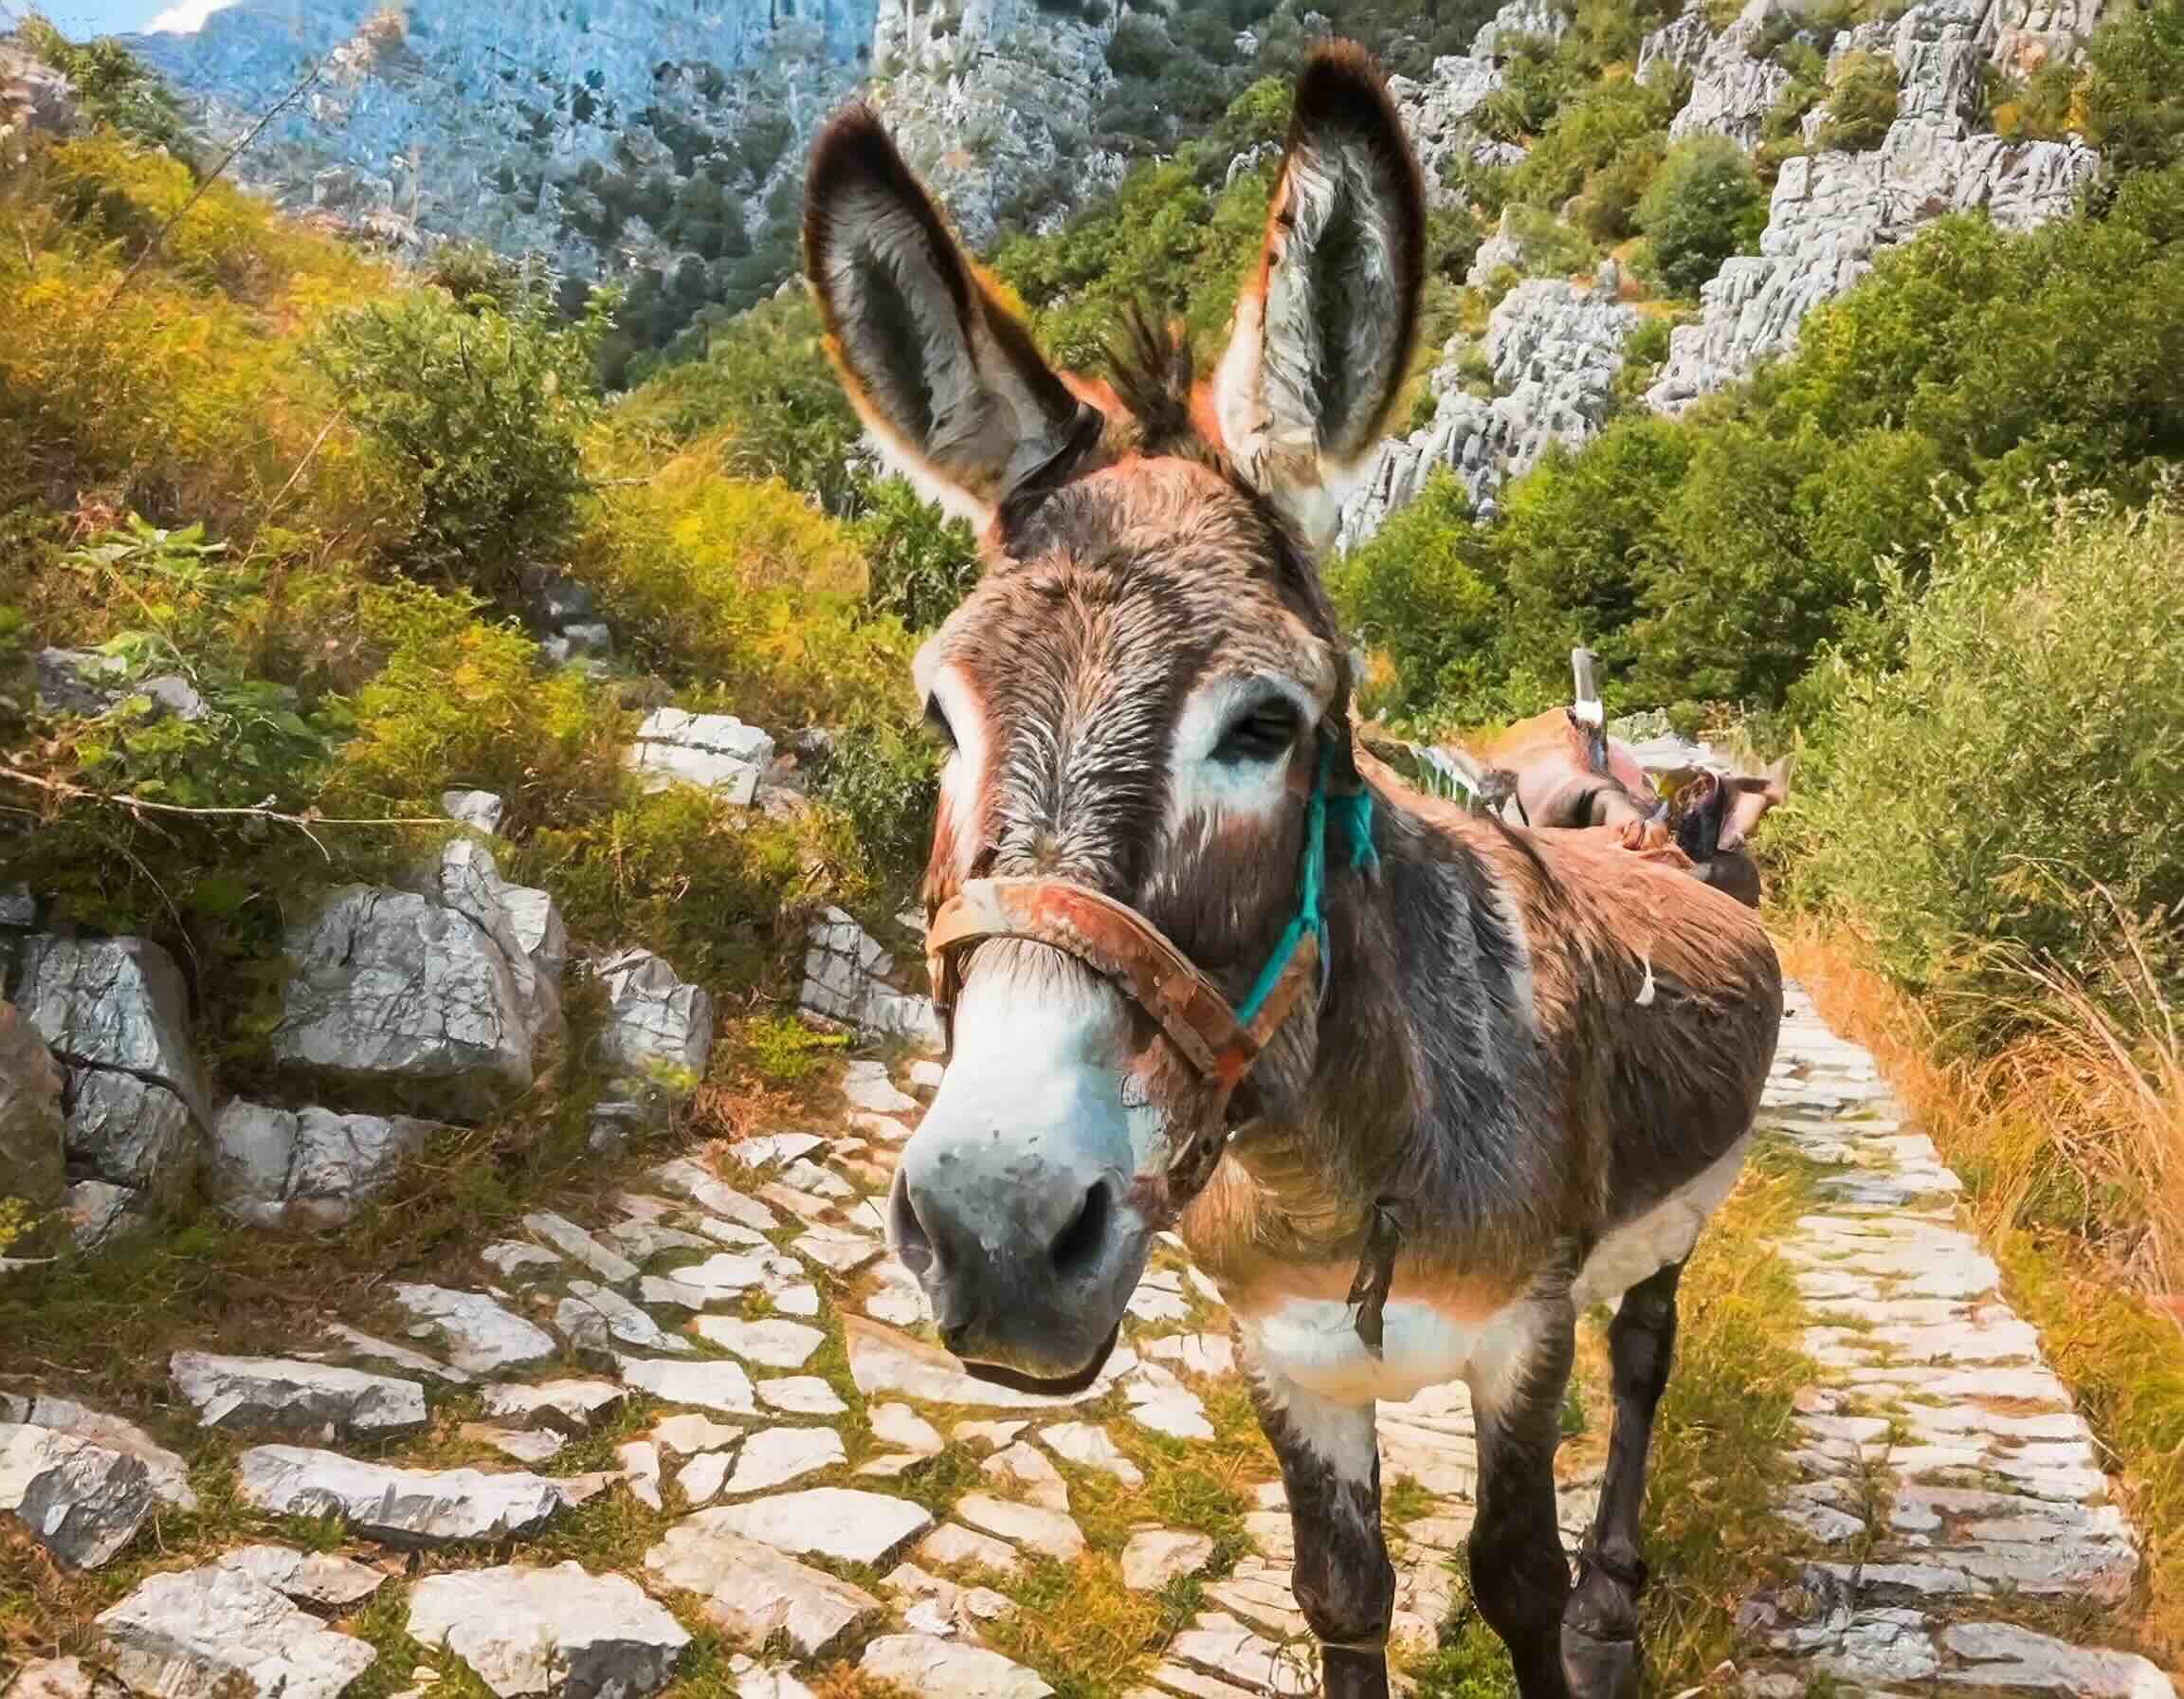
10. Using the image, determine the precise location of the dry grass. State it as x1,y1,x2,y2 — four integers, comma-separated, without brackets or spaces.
1783,920,2184,1664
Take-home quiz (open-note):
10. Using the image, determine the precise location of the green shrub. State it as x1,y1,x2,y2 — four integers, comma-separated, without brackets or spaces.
856,475,981,632
2083,0,2184,174
1812,52,1901,151
1786,491,2184,1006
1636,136,1767,296
12,15,197,161
1506,74,1674,211
312,283,605,595
816,725,941,907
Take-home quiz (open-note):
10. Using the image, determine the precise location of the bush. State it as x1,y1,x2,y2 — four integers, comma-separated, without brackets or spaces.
12,15,197,161
2083,0,2184,174
816,725,942,907
1812,52,1901,151
312,282,607,595
856,475,982,632
1636,136,1766,296
1786,491,2184,1006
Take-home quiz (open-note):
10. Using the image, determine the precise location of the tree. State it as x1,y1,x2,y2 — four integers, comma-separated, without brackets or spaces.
1635,136,1765,296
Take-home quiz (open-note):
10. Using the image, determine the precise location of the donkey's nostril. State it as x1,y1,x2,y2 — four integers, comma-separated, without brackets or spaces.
1047,1178,1112,1277
891,1176,936,1274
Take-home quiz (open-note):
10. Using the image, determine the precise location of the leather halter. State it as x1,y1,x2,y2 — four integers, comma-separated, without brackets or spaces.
923,741,1374,1189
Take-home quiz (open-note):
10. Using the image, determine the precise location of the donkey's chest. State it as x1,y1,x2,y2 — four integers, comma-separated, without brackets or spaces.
1230,1282,1541,1408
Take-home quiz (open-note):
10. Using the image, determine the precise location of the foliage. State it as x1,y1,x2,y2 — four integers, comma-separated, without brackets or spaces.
311,279,608,595
1811,51,1900,151
2082,0,2184,174
815,725,942,902
11,14,197,160
1635,135,1767,296
613,293,865,516
1786,491,2184,1004
1505,71,1675,218
855,475,982,632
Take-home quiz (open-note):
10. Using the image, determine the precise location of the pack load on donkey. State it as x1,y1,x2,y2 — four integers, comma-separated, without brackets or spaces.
802,52,1784,1698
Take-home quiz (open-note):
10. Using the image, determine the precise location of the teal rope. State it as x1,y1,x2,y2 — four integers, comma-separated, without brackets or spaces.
1234,742,1376,1026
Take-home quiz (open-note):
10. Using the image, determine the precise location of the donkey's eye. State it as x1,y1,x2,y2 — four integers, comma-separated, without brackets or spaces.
1214,702,1300,765
922,696,957,752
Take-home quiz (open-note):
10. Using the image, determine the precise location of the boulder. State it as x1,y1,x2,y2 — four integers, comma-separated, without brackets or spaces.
625,709,775,802
408,1562,690,1699
31,649,128,717
593,948,714,1079
210,1100,443,1227
0,1000,65,1236
9,936,210,1126
235,1446,568,1544
408,839,565,1047
62,1068,195,1202
644,1518,883,1656
65,1179,138,1251
440,789,505,833
0,1658,127,1699
0,1425,154,1567
797,907,942,1051
96,1564,376,1699
4,1395,195,1507
273,886,534,1118
170,1352,428,1438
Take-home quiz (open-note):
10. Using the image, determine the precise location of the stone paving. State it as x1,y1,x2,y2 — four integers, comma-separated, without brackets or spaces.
3,985,2176,1699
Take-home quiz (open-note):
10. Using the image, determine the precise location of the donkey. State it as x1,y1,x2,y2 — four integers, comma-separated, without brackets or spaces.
1470,651,1667,842
1665,759,1792,908
804,49,1782,1699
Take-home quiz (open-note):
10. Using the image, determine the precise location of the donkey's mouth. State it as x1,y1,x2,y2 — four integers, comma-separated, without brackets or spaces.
956,1320,1124,1396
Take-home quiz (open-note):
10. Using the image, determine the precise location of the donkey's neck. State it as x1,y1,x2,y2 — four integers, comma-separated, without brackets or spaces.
1217,791,1563,1269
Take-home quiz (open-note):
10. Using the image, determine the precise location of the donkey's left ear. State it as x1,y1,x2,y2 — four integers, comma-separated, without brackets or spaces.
804,104,1102,524
1211,44,1425,551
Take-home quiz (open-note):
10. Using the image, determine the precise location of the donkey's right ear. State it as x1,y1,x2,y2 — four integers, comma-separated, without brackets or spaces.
804,105,1102,525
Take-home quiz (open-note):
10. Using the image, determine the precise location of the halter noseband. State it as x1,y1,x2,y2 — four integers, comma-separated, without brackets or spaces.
924,741,1377,1185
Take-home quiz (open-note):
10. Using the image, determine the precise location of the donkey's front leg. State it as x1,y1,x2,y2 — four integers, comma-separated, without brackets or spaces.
1244,1361,1395,1699
1468,1297,1577,1699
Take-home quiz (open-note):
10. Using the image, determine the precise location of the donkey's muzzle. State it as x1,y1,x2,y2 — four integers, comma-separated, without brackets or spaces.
889,1136,1144,1383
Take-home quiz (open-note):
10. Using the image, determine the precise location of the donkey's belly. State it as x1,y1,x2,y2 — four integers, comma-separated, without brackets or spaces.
1571,1133,1750,1310
1235,1291,1543,1408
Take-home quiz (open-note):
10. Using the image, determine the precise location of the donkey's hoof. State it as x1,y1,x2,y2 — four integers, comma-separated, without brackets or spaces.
1560,1623,1641,1699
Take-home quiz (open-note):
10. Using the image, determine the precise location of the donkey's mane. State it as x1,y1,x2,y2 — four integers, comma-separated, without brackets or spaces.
1105,309,1215,466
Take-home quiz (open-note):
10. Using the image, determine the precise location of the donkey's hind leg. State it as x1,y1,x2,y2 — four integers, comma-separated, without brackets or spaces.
1243,1362,1394,1699
1561,1257,1686,1699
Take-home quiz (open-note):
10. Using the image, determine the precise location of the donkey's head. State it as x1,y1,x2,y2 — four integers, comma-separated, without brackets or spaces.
806,46,1424,1385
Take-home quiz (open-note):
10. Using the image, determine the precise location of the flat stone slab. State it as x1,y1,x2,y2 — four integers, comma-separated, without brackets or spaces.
479,1379,625,1434
647,1159,777,1232
408,1561,690,1699
650,1413,743,1454
919,1521,1024,1574
691,1316,826,1369
645,1516,883,1656
386,1286,556,1374
860,1635,1053,1699
96,1565,375,1699
171,1353,426,1438
871,1403,946,1455
320,1323,470,1384
522,1213,640,1286
1167,1613,1315,1697
214,1544,386,1607
557,1283,690,1358
1939,1620,2173,1696
1122,1528,1215,1592
982,1441,1069,1510
756,1377,846,1416
616,1356,755,1416
845,1316,1133,1409
236,1446,566,1544
725,1427,846,1493
1040,1422,1142,1486
955,1491,1085,1562
701,1486,933,1566
3,1396,195,1508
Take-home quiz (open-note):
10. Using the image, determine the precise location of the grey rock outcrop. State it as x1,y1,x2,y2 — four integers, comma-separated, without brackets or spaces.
407,839,566,1049
441,789,504,834
96,1564,377,1699
798,907,941,1051
2,42,82,141
1645,120,2097,411
0,1000,65,1237
870,0,1126,247
1470,0,1571,58
1647,0,2100,412
236,1445,569,1544
1339,269,1634,547
273,886,535,1119
1670,0,1794,148
1635,8,1716,81
209,1100,444,1227
1389,56,1521,197
170,1352,428,1438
